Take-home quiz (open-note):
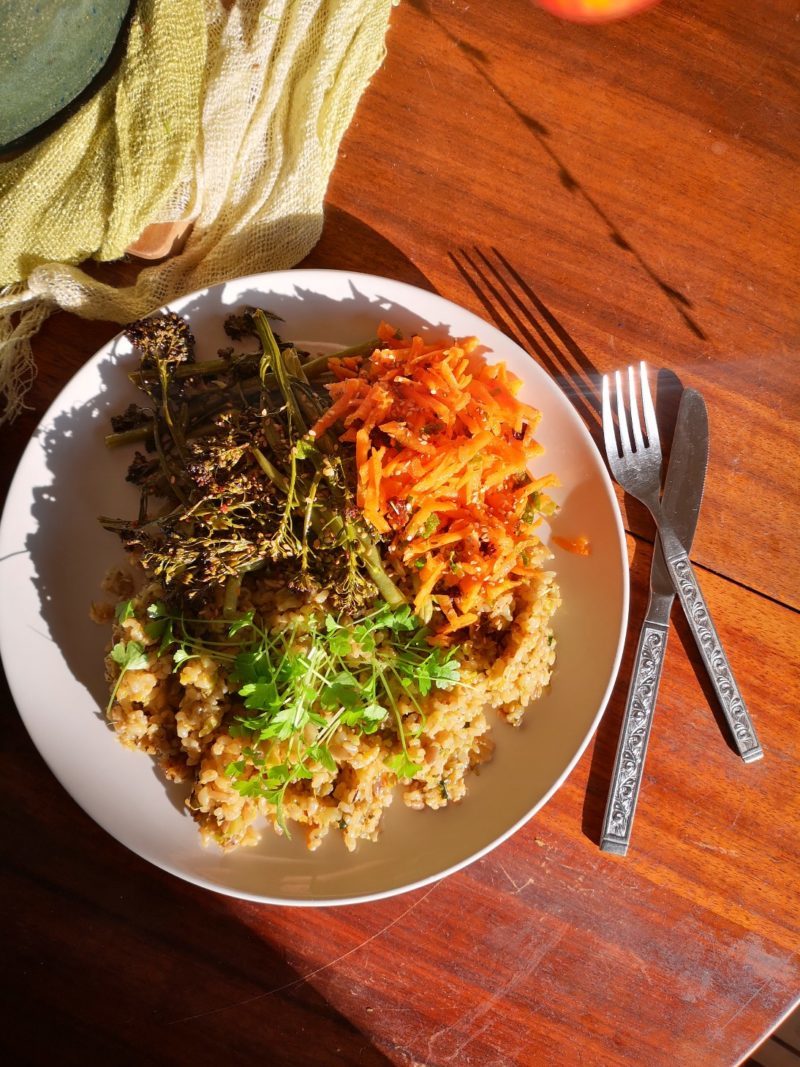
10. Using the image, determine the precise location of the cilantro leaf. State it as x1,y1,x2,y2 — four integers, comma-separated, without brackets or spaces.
362,701,388,722
412,649,461,695
386,753,421,779
238,679,281,713
158,620,176,656
173,647,196,668
324,616,352,656
144,612,174,656
233,778,264,798
351,622,376,653
320,669,362,711
110,640,149,672
232,648,272,686
105,640,150,716
306,744,336,772
266,763,290,785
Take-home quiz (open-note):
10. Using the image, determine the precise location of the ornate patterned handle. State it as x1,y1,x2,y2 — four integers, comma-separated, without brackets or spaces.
601,622,668,856
666,550,763,762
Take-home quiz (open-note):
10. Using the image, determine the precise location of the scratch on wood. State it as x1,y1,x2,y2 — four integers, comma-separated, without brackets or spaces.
718,978,773,1034
418,55,435,90
729,799,745,829
166,880,443,1025
426,923,568,1063
497,863,534,895
694,842,741,857
558,863,588,877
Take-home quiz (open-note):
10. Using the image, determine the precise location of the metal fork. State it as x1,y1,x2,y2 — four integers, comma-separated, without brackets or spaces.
602,364,763,763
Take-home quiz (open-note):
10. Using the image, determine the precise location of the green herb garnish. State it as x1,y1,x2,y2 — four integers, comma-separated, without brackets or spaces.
106,640,150,716
149,598,460,834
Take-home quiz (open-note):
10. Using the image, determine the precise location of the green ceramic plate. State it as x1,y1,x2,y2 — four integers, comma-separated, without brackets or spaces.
0,0,132,152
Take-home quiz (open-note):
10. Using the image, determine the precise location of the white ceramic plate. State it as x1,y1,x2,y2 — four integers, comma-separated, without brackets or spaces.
0,269,628,905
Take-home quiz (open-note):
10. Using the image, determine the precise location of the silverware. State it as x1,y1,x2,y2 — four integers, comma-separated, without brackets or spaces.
601,387,708,854
602,364,763,766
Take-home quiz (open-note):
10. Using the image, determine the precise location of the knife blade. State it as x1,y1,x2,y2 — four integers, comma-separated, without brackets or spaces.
600,386,708,855
650,388,708,614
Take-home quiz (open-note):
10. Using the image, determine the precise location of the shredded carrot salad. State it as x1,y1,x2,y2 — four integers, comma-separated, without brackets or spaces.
311,323,559,639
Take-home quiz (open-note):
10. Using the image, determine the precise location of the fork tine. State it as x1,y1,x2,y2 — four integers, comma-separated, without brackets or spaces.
601,374,618,459
628,366,645,452
614,370,632,455
639,362,660,455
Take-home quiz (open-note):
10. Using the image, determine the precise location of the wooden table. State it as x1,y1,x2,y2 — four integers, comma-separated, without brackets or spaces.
3,1,799,1063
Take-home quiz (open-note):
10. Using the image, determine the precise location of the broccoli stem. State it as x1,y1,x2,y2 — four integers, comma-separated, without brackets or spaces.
109,340,376,450
251,314,405,607
223,576,242,619
105,426,154,449
253,311,309,436
351,523,406,606
128,347,368,387
107,305,401,611
250,446,290,494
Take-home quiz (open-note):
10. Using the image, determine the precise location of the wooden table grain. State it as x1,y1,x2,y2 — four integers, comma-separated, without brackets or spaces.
3,1,799,1064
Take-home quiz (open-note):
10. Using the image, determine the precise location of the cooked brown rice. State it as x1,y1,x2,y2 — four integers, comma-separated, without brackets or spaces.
93,563,559,852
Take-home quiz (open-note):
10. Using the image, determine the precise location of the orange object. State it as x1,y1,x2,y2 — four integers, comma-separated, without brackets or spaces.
312,325,559,632
125,219,194,260
534,0,660,22
552,535,591,556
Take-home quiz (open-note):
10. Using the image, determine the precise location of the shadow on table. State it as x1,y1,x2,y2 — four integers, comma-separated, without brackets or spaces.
408,0,708,342
3,672,392,1065
301,204,437,294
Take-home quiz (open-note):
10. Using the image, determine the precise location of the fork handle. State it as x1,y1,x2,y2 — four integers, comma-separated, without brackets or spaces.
663,542,764,763
600,621,668,855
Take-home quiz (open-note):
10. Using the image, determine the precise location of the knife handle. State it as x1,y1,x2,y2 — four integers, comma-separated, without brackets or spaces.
601,620,669,855
664,547,763,763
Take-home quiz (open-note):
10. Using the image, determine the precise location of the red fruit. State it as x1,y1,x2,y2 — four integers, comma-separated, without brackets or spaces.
535,0,661,22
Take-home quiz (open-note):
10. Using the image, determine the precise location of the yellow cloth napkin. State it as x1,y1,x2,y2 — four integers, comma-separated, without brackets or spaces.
0,0,393,421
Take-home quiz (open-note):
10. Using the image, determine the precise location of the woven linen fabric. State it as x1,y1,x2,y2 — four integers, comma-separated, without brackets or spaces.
0,0,394,422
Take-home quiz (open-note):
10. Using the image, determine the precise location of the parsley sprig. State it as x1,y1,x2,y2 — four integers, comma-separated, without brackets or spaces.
138,599,461,834
106,638,150,716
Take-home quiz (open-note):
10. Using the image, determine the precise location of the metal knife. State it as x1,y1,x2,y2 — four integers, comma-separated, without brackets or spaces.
600,387,708,856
